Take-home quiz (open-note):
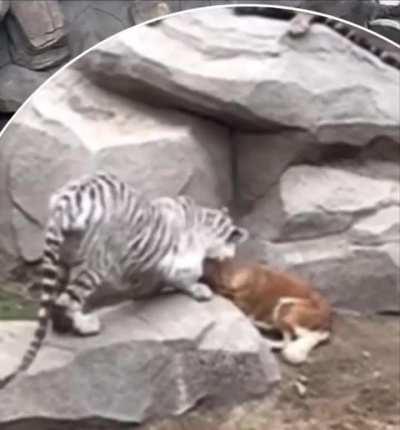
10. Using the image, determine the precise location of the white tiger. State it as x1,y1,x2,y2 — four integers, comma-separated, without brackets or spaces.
0,171,248,388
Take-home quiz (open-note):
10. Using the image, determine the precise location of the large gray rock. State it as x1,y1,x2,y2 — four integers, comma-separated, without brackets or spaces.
6,123,91,262
0,68,232,266
234,131,312,204
0,64,51,112
0,6,398,315
2,1,400,123
1,0,400,122
76,8,400,145
0,0,139,116
266,237,399,314
5,0,70,70
0,120,91,267
60,0,134,58
0,123,24,277
349,206,400,246
0,296,280,428
239,162,400,313
279,165,400,240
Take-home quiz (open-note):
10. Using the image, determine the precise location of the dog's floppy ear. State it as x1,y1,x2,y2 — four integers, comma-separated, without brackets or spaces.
228,227,249,244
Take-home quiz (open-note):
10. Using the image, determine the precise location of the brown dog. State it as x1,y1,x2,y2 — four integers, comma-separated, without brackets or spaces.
201,258,332,365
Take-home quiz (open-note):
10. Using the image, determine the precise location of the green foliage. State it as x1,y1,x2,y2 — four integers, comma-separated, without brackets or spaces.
0,287,37,320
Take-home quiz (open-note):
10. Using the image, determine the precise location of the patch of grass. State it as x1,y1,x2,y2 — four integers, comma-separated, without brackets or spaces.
0,288,38,320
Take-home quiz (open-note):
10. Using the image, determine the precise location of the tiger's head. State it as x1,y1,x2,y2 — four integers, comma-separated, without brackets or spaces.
160,195,249,260
202,206,249,261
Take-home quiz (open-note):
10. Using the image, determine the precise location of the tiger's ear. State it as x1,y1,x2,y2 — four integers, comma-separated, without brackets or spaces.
228,227,249,245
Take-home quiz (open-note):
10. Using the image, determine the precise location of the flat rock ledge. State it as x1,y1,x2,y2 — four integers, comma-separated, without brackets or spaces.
0,295,280,429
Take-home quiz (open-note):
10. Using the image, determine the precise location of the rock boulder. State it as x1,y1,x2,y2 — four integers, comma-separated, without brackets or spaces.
0,296,280,429
263,236,399,314
0,64,51,112
240,162,400,314
0,66,231,264
5,0,70,70
279,165,400,240
0,7,399,313
76,9,399,144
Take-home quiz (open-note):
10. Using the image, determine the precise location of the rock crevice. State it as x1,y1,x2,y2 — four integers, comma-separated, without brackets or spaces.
1,6,398,311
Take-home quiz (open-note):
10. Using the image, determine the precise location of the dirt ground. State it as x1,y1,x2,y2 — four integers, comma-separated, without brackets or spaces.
147,314,400,430
1,284,398,430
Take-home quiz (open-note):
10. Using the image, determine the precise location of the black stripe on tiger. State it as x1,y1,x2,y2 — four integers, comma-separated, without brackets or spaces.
310,16,400,70
138,213,170,271
0,172,248,390
234,6,400,70
0,200,68,388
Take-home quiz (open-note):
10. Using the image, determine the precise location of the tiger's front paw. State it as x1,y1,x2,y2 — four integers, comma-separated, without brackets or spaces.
72,313,101,336
187,282,213,301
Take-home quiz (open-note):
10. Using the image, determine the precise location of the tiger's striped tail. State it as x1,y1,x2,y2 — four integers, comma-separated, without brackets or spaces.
0,309,50,388
315,16,400,71
0,215,64,389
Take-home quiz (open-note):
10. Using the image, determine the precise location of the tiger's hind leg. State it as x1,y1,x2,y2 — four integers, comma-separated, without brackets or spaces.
52,269,102,336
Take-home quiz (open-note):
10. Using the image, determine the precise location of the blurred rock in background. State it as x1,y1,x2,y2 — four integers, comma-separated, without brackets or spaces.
1,7,398,314
0,1,399,133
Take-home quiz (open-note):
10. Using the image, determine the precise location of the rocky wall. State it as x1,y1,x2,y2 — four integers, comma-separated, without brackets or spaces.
1,7,398,313
1,1,399,132
0,6,399,428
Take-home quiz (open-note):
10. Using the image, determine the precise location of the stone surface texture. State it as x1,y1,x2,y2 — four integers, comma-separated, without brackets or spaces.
0,1,239,118
0,5,398,310
0,5,399,428
0,297,280,428
6,0,69,70
77,13,399,144
1,0,400,128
